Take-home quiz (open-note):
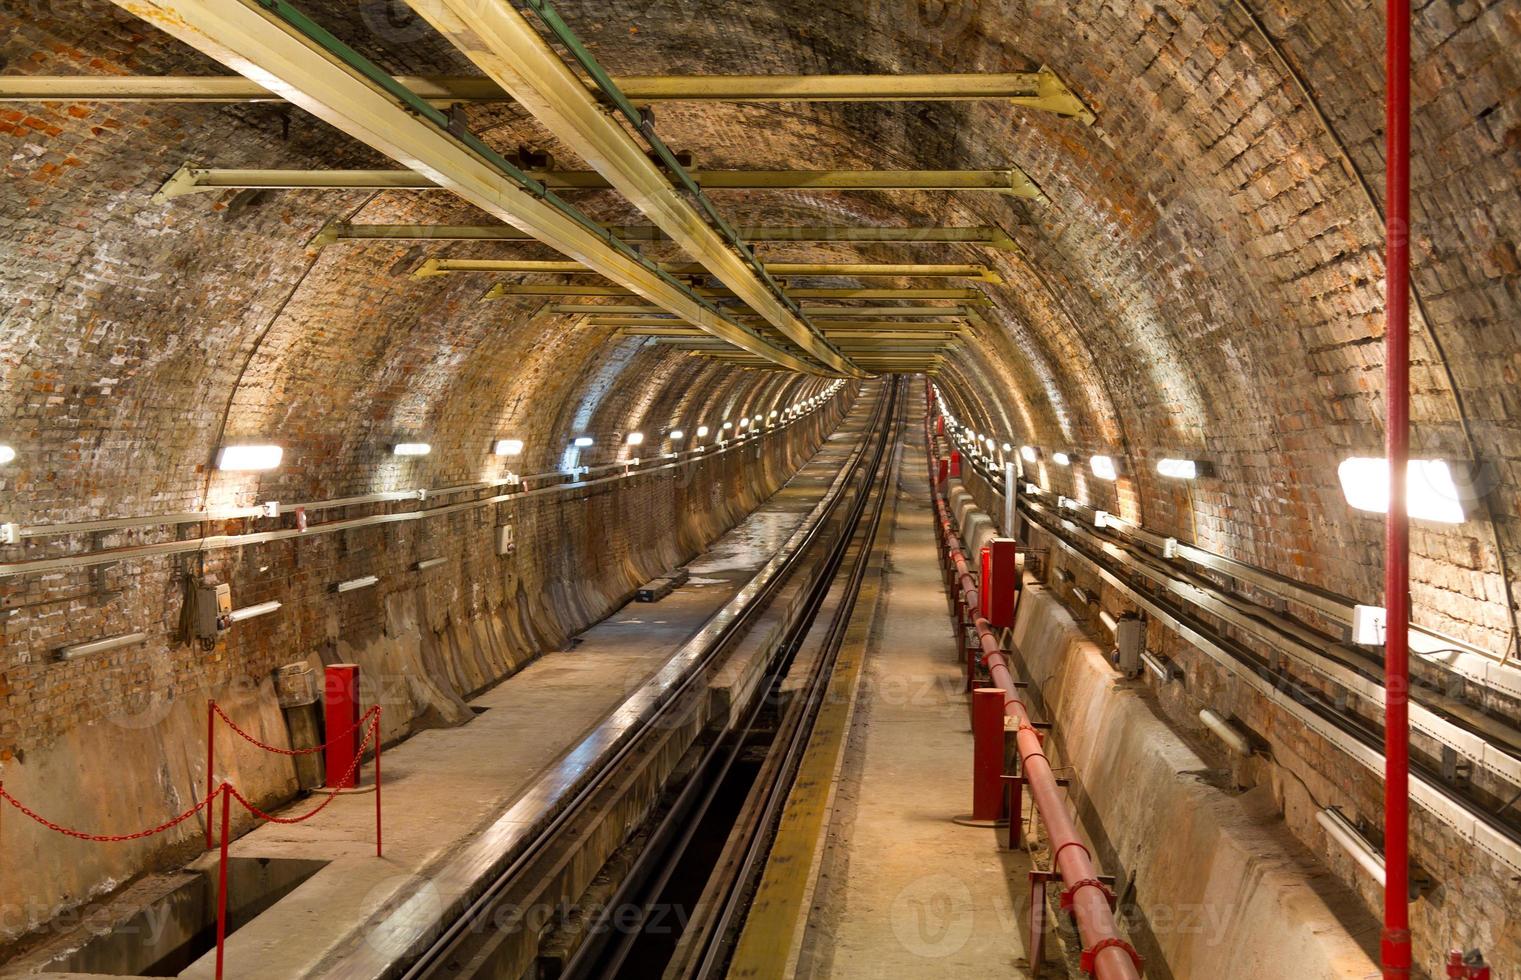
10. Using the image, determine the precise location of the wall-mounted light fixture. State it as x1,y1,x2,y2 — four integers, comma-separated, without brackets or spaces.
56,631,148,661
0,444,15,465
227,601,282,623
334,575,379,593
1158,458,1205,480
1053,451,1072,466
494,439,524,457
573,436,595,448
393,443,431,457
626,432,645,447
696,425,710,438
1090,455,1118,481
1337,457,1467,523
218,444,283,471
1020,446,1039,463
669,429,685,441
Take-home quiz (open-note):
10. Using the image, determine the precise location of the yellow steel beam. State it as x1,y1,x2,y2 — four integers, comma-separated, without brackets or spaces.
597,317,965,331
487,284,984,301
616,328,966,342
308,221,1020,251
112,0,823,375
550,304,981,318
416,257,1000,282
0,67,1094,120
402,0,858,377
154,166,1044,201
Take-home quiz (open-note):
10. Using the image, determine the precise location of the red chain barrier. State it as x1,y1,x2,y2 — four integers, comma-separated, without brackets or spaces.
226,715,378,826
0,784,218,843
212,701,379,757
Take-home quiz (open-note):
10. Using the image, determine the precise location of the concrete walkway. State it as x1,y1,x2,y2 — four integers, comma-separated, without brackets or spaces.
797,390,1031,979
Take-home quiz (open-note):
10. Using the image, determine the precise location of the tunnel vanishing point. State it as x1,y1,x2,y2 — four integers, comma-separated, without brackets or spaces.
0,1,1519,978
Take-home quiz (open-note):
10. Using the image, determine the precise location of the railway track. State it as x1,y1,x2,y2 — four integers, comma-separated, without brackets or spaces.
939,425,1521,876
399,378,904,979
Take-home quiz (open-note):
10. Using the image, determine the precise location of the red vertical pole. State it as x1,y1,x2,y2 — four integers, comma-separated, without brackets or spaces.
972,688,1005,821
374,710,383,857
215,784,230,980
205,700,215,850
1383,1,1412,976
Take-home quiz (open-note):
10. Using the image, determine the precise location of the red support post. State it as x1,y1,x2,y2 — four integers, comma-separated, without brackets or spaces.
215,784,230,980
324,664,362,789
1383,0,1412,976
972,688,1006,821
949,451,961,478
373,710,383,857
205,700,215,850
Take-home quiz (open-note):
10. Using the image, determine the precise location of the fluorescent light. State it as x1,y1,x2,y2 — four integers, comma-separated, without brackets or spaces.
669,429,685,440
334,575,379,593
1090,455,1118,481
696,425,710,438
413,557,447,571
626,432,645,446
1316,807,1386,886
722,421,733,430
1001,443,1012,453
573,436,594,447
227,601,282,623
1157,458,1199,480
1337,457,1466,523
0,445,14,465
740,418,750,428
494,439,524,457
56,631,148,660
1198,708,1251,756
218,444,283,471
1053,451,1071,466
1020,446,1038,463
393,443,431,456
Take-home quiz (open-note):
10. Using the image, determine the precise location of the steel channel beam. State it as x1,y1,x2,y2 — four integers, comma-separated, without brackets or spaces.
552,304,979,318
308,221,1020,250
153,165,1043,200
403,0,859,376
0,68,1094,120
415,257,1001,281
487,284,984,300
113,0,823,374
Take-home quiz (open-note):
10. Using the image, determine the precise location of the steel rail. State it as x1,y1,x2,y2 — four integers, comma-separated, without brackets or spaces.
399,384,897,979
564,381,903,979
942,436,1521,875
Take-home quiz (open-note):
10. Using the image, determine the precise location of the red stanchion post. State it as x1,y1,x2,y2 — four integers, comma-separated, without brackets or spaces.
215,783,230,980
205,700,215,850
373,710,383,857
324,664,362,789
972,687,1006,822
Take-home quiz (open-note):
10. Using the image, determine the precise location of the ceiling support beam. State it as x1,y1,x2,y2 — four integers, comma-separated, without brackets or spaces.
402,0,858,375
598,317,967,331
415,257,1002,282
486,284,986,301
110,0,823,374
154,165,1045,201
309,221,1020,251
0,67,1093,120
550,304,982,318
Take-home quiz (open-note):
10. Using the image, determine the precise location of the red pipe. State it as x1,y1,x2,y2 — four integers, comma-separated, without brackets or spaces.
1383,0,1412,975
928,423,1142,979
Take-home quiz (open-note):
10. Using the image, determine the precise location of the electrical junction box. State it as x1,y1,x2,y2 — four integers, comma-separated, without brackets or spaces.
194,582,232,643
1353,604,1387,645
1114,615,1146,678
0,522,19,545
496,523,515,557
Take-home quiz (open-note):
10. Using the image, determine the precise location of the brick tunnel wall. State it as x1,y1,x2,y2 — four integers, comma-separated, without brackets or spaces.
2,0,1520,971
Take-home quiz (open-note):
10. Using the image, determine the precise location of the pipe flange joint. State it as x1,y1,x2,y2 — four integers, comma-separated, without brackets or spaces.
1080,936,1144,975
1060,876,1116,912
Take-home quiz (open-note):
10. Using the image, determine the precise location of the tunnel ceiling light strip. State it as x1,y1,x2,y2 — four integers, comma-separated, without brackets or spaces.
625,432,645,446
0,69,1093,120
393,443,432,456
117,2,827,377
494,439,524,457
669,429,684,440
217,444,284,471
573,436,594,447
1020,445,1039,463
1157,458,1203,479
153,167,1044,201
1338,457,1468,524
309,223,1022,252
695,426,709,437
1090,455,1118,481
1053,451,1071,466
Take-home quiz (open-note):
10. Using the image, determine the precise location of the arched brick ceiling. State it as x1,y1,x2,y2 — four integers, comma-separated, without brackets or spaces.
2,0,1519,651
